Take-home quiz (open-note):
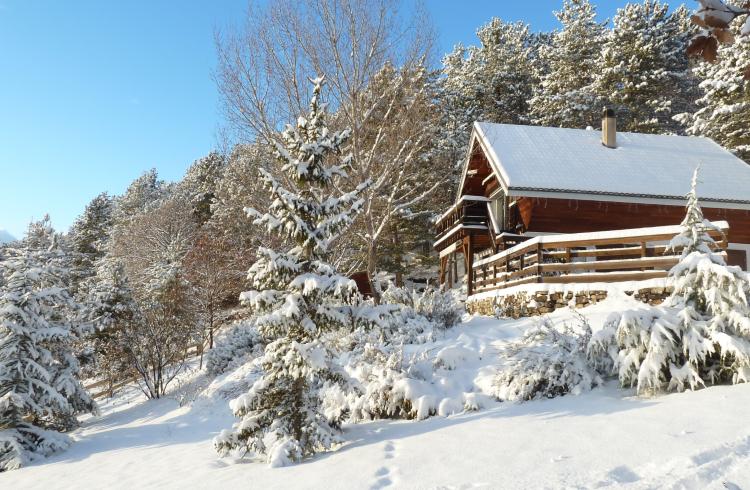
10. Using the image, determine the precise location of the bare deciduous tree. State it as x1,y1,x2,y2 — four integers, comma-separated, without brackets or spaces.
110,197,199,398
183,228,246,367
123,276,197,399
215,0,447,286
349,62,445,281
112,196,197,293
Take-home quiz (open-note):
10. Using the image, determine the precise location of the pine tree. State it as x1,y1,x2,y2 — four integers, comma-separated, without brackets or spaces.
24,215,55,251
440,19,535,170
0,239,96,471
529,0,607,128
592,1,698,134
70,193,114,264
178,152,226,226
214,77,367,467
590,168,750,393
84,256,138,396
113,168,168,226
69,193,115,294
679,22,750,162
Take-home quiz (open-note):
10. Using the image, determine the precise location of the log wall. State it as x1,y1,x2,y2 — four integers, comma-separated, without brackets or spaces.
524,197,750,243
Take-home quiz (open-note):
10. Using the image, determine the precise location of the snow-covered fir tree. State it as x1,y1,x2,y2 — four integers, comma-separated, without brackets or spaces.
213,77,368,467
84,256,138,395
592,1,698,134
178,151,226,226
0,237,96,471
440,19,535,167
69,192,115,295
529,0,607,128
590,168,750,393
679,21,750,162
662,168,750,388
113,168,169,226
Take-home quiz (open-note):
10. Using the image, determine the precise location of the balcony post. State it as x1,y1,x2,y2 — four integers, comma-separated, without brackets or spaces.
467,234,474,296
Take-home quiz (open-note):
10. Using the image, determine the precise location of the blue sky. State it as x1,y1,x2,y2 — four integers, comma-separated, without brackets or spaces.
0,0,688,238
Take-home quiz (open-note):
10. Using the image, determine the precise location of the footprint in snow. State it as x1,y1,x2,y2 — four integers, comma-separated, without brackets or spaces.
605,465,641,484
370,466,393,489
383,441,399,460
370,441,398,489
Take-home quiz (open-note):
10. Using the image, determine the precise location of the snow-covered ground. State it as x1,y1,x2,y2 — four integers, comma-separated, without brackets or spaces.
3,296,750,489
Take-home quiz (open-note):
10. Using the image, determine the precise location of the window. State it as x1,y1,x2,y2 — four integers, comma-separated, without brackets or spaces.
727,249,748,271
490,193,505,232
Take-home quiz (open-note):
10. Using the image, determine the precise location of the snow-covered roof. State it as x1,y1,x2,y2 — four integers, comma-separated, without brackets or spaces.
472,122,750,208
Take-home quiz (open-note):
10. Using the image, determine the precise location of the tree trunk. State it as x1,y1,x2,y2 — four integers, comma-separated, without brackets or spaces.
366,242,380,303
209,310,215,349
392,223,404,287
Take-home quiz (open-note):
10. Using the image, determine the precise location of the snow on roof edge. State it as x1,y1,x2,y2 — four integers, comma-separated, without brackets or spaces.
506,186,750,206
473,121,512,190
471,122,750,204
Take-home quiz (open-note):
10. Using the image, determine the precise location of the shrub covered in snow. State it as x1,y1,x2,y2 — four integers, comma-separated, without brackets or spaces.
345,345,417,421
205,320,262,377
494,315,603,402
589,307,678,392
381,284,463,335
325,287,467,422
346,350,471,421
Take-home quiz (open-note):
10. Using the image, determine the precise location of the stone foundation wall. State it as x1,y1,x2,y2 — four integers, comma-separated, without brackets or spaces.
467,286,672,318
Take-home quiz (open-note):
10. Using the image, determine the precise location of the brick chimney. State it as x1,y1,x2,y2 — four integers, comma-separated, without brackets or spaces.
602,107,616,149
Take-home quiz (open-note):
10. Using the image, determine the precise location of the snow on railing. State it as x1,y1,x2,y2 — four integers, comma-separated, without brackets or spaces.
470,221,730,295
437,195,490,223
434,195,491,250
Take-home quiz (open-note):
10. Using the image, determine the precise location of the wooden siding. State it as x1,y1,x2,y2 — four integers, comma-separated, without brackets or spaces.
523,197,750,244
461,141,494,196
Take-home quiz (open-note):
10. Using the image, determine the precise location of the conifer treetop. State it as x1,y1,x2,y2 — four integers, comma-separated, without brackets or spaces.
668,166,725,258
246,76,367,260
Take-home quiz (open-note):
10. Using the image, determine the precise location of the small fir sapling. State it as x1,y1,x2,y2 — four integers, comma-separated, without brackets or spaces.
213,77,370,467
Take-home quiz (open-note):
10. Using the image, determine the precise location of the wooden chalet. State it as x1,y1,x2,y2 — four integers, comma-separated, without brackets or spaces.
436,110,750,296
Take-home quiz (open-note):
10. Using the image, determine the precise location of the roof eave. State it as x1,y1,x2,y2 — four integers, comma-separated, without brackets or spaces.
507,187,750,210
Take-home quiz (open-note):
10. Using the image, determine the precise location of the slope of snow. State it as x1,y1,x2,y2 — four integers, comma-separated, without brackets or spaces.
3,297,750,489
0,229,16,244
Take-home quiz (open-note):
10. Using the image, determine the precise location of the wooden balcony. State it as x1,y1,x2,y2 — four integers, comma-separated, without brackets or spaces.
470,221,730,296
434,195,490,252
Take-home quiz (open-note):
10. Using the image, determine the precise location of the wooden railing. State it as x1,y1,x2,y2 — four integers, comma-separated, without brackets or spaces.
435,196,489,237
470,221,729,295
